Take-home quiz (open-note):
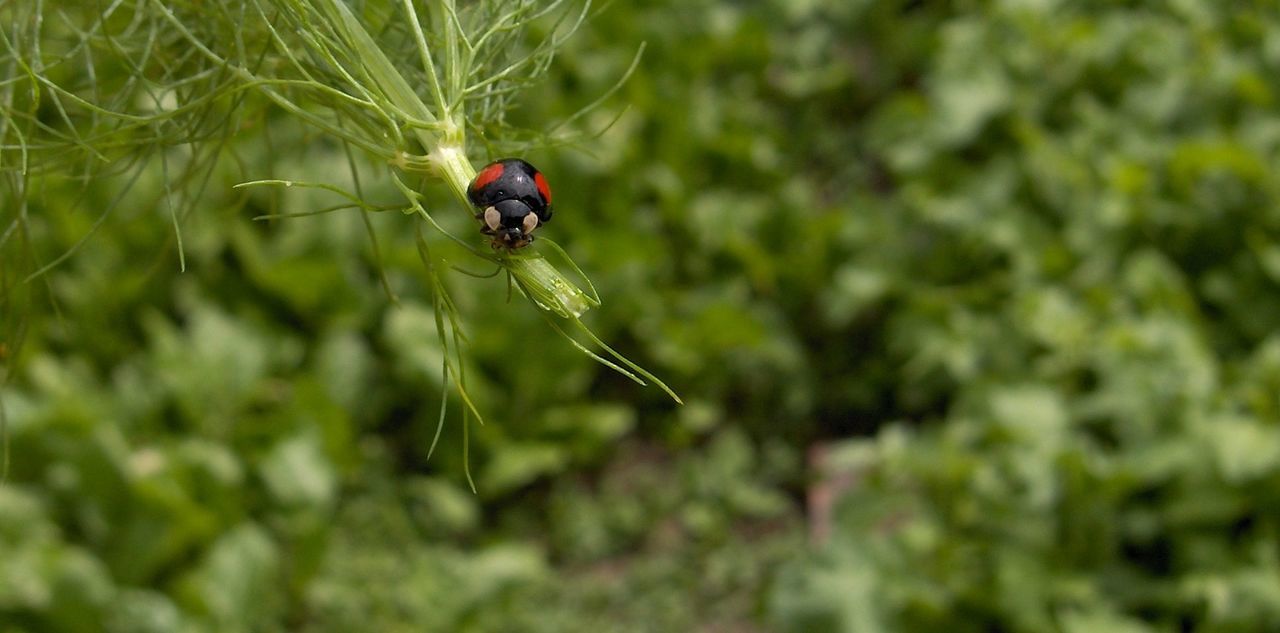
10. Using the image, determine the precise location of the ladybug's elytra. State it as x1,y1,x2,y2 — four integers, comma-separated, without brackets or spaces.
466,158,553,249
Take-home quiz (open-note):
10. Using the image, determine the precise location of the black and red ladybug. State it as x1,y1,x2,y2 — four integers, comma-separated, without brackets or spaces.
467,158,553,249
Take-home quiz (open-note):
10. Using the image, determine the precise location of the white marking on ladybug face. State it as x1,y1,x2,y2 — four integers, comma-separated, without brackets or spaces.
483,206,501,232
521,211,539,235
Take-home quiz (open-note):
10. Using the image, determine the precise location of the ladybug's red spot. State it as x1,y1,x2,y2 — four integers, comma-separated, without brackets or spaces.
534,172,552,203
472,163,504,192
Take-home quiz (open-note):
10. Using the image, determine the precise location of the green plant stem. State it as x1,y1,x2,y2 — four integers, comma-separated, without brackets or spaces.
505,254,596,318
429,139,475,206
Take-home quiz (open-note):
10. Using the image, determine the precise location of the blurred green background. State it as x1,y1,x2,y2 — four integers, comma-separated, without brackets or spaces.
5,0,1280,631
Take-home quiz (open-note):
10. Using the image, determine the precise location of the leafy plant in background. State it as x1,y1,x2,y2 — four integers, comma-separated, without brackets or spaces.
4,0,1280,631
760,1,1280,631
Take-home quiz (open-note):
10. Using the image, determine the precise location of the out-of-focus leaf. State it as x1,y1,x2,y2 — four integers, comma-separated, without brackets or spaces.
176,523,282,631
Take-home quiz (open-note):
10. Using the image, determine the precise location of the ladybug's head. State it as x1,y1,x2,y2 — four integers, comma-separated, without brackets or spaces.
479,199,541,249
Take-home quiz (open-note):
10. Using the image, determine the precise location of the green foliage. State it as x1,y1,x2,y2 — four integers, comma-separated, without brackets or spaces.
4,0,1280,631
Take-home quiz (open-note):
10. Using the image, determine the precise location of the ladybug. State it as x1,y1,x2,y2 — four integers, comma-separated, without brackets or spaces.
466,158,553,249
